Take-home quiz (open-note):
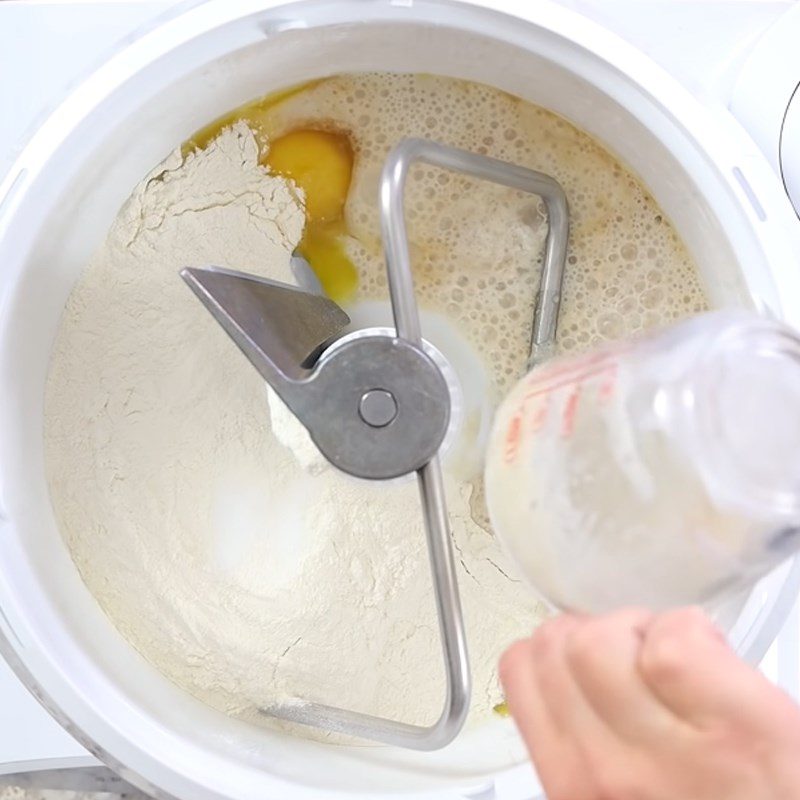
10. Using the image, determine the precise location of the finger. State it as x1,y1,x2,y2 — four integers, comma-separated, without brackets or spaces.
638,606,782,729
565,607,689,743
531,614,610,739
499,636,570,761
500,619,601,799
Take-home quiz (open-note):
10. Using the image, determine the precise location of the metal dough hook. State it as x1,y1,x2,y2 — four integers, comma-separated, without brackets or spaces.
181,138,568,749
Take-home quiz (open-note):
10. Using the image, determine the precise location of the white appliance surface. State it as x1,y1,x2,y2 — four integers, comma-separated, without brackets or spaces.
0,0,798,784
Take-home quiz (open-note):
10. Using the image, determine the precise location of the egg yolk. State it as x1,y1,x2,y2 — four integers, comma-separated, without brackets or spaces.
265,129,358,301
493,701,510,717
267,130,352,221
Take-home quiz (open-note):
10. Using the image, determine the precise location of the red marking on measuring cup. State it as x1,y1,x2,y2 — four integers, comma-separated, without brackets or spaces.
530,396,549,434
523,345,629,390
504,347,628,461
561,386,581,437
504,414,522,464
524,367,601,401
599,365,618,402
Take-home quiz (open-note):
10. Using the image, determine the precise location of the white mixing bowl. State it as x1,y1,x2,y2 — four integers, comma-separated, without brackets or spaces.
1,1,800,799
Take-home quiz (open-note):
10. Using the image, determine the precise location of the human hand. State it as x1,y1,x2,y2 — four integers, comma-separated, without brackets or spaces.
500,607,800,800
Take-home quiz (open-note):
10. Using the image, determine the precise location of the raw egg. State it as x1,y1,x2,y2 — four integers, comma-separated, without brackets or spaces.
493,701,510,717
265,129,358,301
184,85,359,303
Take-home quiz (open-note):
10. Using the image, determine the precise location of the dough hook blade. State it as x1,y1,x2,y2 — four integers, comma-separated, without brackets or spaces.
182,138,568,749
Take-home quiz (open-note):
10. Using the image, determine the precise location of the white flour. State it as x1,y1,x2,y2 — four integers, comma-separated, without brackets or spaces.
45,121,544,732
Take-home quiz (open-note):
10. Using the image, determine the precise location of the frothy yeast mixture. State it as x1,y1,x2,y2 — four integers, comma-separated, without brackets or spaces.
45,74,708,736
259,73,707,393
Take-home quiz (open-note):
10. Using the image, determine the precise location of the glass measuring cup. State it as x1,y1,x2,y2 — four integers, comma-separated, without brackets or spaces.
485,310,800,612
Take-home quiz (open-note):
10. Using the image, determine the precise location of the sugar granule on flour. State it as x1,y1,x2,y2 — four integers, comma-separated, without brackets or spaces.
44,121,543,735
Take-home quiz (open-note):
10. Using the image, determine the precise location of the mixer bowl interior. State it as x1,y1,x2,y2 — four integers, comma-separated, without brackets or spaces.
1,2,798,798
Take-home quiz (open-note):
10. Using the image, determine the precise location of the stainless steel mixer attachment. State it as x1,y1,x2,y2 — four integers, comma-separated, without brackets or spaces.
181,137,569,749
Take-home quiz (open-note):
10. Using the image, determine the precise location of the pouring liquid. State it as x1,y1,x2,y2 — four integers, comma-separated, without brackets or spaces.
485,310,800,612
